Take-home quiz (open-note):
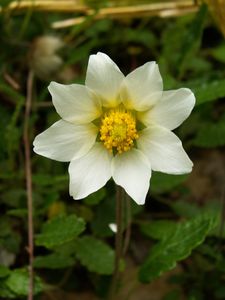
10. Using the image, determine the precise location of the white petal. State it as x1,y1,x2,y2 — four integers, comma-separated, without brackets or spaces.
33,120,98,162
138,88,195,130
48,82,101,124
109,223,117,233
121,62,163,111
85,52,124,107
137,125,193,174
112,149,151,205
69,143,112,199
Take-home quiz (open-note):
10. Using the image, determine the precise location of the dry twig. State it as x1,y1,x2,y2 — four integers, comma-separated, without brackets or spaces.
0,1,199,28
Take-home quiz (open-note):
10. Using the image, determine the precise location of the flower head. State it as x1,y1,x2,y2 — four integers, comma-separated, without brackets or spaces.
29,35,64,79
33,52,195,204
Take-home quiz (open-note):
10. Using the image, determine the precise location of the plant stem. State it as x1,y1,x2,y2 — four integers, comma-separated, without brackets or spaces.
24,70,34,300
108,185,124,300
123,193,131,255
115,186,123,275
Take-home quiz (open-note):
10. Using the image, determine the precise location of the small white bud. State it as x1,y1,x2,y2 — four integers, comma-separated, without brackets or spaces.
109,223,117,233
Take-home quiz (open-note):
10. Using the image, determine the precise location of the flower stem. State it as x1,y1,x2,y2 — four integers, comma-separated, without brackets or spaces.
123,193,131,255
108,185,124,300
24,70,34,300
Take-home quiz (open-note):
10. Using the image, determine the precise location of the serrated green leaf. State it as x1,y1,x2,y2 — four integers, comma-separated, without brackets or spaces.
139,215,218,283
151,172,188,194
193,121,225,147
75,236,115,275
171,200,222,237
34,253,75,269
35,214,85,248
5,269,43,296
53,240,77,257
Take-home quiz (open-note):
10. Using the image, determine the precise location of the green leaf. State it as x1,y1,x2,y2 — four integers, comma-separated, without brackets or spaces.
75,236,115,275
193,120,225,147
1,189,27,208
211,44,225,63
5,269,43,296
7,209,27,217
124,28,156,48
33,174,68,187
0,281,17,299
151,172,188,194
161,4,207,77
34,253,75,269
84,188,106,206
177,4,207,76
0,266,10,278
139,220,177,240
0,217,21,254
172,200,222,237
0,105,10,160
35,214,85,248
0,82,25,105
139,215,218,283
171,200,201,219
193,79,225,105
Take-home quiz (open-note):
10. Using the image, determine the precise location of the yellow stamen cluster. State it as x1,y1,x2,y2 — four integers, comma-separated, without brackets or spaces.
100,109,139,154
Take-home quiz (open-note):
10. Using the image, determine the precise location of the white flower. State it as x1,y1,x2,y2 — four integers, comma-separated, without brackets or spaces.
33,52,195,205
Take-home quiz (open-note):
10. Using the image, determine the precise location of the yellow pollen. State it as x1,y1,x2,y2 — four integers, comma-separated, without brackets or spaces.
99,110,139,154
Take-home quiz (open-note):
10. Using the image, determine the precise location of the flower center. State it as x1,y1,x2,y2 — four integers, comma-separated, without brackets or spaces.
99,109,139,154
